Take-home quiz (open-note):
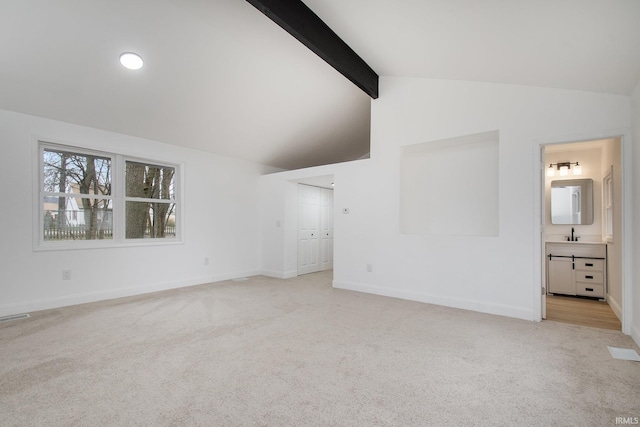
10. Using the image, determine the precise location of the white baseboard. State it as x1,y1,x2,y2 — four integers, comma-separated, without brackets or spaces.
261,269,298,279
333,280,535,321
214,270,262,282
0,270,260,318
631,324,640,349
607,295,623,322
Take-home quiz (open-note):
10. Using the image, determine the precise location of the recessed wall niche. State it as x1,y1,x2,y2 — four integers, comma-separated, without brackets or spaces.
400,130,499,236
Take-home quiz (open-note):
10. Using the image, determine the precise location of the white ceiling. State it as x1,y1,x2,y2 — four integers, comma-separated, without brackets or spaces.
545,137,617,153
2,1,639,170
308,0,640,95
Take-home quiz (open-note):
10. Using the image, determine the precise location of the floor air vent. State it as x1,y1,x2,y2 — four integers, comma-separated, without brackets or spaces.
0,313,30,323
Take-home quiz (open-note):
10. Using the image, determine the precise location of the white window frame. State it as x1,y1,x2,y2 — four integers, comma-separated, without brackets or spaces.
120,157,180,241
35,140,183,251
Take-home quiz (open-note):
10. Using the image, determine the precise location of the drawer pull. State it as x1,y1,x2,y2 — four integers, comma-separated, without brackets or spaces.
585,275,594,279
585,263,593,267
585,288,594,292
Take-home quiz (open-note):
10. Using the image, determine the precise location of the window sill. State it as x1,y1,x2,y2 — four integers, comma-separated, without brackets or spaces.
34,238,183,252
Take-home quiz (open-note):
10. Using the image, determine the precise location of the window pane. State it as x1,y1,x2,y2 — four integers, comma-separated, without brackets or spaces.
43,149,111,195
126,201,176,239
44,197,113,241
125,162,175,200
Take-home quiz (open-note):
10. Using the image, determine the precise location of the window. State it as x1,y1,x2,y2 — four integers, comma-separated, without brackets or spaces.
42,148,113,241
38,142,180,248
125,161,176,239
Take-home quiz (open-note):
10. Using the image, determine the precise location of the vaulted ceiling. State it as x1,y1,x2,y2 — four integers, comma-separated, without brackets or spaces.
2,1,639,170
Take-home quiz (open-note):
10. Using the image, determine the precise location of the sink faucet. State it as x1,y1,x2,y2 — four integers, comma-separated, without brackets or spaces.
565,227,580,241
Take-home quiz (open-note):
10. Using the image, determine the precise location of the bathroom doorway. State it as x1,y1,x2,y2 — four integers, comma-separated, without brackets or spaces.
540,137,624,331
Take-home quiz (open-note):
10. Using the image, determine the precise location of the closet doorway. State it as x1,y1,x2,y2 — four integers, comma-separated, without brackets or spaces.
298,184,334,275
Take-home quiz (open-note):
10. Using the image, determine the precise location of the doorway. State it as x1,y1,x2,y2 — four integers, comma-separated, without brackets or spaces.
540,137,623,330
297,183,334,275
545,295,621,330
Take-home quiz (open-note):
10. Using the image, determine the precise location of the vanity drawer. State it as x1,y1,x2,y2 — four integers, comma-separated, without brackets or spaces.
575,271,603,283
575,259,604,271
576,283,604,298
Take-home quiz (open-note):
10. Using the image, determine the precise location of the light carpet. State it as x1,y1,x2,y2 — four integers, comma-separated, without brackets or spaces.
1,271,639,426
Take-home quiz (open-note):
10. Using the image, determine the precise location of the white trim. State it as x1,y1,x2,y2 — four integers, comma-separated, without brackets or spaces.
212,270,262,283
608,295,623,322
45,192,112,200
602,165,614,242
0,276,211,317
0,270,262,318
533,128,632,335
35,238,184,252
124,197,175,204
261,269,298,279
532,144,544,321
632,325,640,348
620,131,633,336
32,136,42,251
333,280,535,321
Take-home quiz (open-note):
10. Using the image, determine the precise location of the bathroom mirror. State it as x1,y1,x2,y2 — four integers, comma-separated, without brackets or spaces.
550,179,594,225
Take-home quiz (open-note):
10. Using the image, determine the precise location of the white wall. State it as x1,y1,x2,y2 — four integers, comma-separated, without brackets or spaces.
0,109,265,316
260,162,362,279
400,131,499,236
357,78,632,321
632,82,640,344
261,77,633,326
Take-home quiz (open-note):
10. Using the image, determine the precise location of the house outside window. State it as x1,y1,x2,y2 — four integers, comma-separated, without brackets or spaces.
42,148,113,241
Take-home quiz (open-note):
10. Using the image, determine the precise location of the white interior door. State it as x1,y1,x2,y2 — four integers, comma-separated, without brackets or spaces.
298,185,321,275
298,184,334,275
320,188,334,271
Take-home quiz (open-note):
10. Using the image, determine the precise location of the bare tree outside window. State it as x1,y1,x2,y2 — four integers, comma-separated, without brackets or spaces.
42,149,112,240
125,161,176,239
40,142,179,246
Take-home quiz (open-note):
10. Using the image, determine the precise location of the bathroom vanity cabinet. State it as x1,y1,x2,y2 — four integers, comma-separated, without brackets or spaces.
546,242,607,299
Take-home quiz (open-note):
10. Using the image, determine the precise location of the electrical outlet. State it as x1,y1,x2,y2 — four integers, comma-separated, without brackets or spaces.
204,257,210,266
366,263,373,272
62,270,72,280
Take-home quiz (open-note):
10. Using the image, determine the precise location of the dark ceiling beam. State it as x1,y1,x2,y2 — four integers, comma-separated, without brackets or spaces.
246,0,379,99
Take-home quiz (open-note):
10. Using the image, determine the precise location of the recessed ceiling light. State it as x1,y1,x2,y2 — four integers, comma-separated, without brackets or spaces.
119,52,143,70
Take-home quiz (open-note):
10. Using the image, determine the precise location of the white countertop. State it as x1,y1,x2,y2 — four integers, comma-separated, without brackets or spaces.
546,241,606,245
